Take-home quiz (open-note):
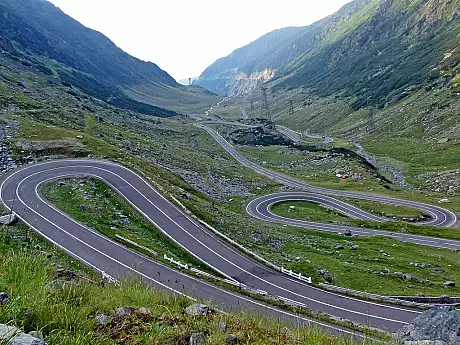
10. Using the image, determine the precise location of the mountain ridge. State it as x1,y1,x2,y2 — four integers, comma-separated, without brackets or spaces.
196,0,459,109
0,0,217,116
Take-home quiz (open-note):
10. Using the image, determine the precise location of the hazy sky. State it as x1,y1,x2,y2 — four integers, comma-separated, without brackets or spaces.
47,0,351,81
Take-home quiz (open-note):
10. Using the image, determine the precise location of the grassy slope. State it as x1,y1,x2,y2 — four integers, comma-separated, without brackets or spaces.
41,177,216,275
2,56,460,302
0,231,367,345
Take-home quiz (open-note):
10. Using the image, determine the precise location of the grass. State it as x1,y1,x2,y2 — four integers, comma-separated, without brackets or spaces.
271,201,352,223
41,177,216,276
0,227,378,345
337,198,425,220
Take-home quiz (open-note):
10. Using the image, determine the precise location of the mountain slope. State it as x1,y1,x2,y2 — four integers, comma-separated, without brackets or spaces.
196,0,459,108
0,0,217,116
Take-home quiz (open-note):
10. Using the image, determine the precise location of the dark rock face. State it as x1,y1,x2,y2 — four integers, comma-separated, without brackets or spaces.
229,121,293,146
395,306,460,344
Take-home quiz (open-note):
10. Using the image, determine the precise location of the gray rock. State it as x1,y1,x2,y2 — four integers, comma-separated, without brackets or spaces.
189,332,205,345
28,331,44,340
395,306,460,344
0,292,9,305
95,314,111,325
135,307,152,317
0,324,45,345
351,245,359,250
0,214,17,225
218,321,227,332
115,307,134,317
226,334,237,345
343,229,352,236
335,244,345,250
444,281,455,287
185,304,211,316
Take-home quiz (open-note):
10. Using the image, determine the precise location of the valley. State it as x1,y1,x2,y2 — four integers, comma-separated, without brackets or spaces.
0,0,459,344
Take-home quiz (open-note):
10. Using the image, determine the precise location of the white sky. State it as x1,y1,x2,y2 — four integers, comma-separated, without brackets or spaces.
47,0,351,81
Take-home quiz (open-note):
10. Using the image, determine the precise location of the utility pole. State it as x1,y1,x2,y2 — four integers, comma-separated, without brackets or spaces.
288,100,294,116
260,86,271,121
189,78,192,86
250,100,254,111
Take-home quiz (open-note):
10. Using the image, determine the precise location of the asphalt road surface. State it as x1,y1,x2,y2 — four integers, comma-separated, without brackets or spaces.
196,123,458,247
1,159,423,337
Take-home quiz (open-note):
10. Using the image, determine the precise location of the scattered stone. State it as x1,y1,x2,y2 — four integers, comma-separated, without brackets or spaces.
437,138,449,144
343,229,352,236
28,331,44,340
226,334,237,345
0,324,45,345
289,206,296,210
185,304,211,317
135,307,152,317
218,321,227,332
351,245,359,250
319,269,333,282
95,314,112,325
444,281,455,287
394,306,460,344
335,244,345,250
0,214,17,225
438,199,451,203
115,307,134,317
282,327,292,336
0,292,8,305
189,332,205,345
76,135,84,139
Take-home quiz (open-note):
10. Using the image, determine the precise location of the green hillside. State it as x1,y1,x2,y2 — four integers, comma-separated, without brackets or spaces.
197,0,459,109
0,0,218,116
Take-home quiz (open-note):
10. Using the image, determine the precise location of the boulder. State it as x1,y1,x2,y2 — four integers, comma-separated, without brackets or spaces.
218,321,227,332
0,214,17,225
189,332,205,345
185,304,211,317
394,306,460,344
135,307,152,317
95,314,111,325
226,334,237,345
115,307,134,317
444,281,455,287
0,292,9,305
0,324,45,345
343,229,352,236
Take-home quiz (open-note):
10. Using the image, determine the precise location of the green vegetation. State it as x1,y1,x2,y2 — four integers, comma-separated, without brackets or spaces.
41,177,215,275
0,0,217,116
339,198,424,220
271,201,351,223
0,229,371,344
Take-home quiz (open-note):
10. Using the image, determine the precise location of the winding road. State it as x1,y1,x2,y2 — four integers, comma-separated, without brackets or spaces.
0,121,458,338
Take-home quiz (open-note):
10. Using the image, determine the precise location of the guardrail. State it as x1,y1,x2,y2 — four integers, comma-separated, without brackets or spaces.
281,267,312,284
164,254,189,270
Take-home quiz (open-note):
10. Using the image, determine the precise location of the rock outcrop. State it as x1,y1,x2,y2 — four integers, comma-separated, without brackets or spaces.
394,306,460,344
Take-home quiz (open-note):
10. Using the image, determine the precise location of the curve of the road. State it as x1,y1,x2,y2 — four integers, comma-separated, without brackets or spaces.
0,159,424,338
196,124,458,238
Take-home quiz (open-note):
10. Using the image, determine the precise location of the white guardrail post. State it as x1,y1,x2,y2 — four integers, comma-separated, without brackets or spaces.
281,267,312,284
164,254,189,270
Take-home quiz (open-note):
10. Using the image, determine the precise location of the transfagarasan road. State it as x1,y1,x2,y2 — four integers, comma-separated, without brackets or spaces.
1,160,423,337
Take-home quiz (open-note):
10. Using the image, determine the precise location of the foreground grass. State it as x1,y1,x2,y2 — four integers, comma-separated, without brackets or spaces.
0,229,375,345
